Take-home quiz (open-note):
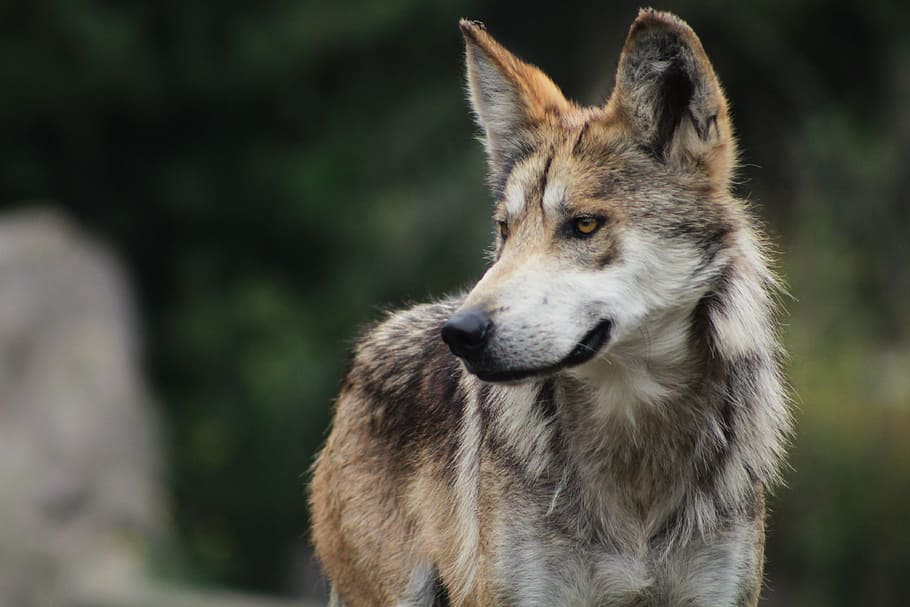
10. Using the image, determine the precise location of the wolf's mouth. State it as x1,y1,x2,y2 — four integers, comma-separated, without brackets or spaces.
561,320,613,367
466,320,612,383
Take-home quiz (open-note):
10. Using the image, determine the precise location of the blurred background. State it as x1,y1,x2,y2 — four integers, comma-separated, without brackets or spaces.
0,1,907,606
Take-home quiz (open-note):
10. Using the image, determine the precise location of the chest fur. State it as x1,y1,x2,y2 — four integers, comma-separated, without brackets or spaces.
489,514,761,607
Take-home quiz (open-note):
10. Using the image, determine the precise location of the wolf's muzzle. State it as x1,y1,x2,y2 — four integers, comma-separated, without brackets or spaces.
442,313,613,383
441,308,492,361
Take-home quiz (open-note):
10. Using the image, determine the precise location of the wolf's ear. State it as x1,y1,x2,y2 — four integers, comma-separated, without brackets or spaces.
608,9,735,187
460,19,570,193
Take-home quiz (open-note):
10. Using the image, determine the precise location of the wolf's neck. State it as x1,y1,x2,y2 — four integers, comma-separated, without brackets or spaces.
569,304,701,423
479,242,789,542
492,249,787,541
557,307,708,522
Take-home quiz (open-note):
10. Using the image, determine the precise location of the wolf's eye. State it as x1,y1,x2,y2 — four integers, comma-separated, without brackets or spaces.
497,221,510,240
573,216,600,236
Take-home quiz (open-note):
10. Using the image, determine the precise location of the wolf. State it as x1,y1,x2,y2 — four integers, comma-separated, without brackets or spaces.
310,8,791,606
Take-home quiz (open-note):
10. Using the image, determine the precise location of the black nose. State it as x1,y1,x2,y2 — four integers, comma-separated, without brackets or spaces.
441,309,492,359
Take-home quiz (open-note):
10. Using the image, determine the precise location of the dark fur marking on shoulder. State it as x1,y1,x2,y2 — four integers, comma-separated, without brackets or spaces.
357,313,466,463
361,359,424,451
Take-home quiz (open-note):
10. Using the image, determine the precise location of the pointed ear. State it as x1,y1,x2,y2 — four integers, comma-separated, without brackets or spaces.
608,9,736,187
460,19,570,194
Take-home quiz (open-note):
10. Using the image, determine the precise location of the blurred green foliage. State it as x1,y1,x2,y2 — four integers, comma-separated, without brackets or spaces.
0,0,908,604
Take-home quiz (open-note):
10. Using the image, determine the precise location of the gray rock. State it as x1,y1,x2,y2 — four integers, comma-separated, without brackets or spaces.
0,209,162,605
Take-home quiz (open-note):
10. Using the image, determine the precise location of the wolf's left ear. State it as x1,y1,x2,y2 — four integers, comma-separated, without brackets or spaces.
460,19,570,194
608,9,735,187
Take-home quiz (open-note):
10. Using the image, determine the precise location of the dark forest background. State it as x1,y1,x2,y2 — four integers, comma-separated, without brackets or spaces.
1,1,908,605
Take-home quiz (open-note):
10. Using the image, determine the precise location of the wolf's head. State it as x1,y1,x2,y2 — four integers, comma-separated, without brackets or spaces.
443,10,748,384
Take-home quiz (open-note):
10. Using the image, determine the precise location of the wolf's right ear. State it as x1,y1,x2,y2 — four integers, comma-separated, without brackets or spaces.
608,9,736,187
460,20,570,194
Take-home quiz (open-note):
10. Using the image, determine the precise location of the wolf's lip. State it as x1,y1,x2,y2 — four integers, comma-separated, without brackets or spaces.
562,319,613,367
463,320,613,383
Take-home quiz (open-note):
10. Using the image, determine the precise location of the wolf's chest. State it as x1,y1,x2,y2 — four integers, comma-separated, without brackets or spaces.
490,518,757,606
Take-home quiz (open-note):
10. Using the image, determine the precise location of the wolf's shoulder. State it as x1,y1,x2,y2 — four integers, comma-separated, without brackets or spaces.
350,297,463,376
340,297,468,451
358,297,460,353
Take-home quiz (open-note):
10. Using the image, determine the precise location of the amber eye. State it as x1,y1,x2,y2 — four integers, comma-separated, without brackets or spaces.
497,221,510,240
573,216,600,236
